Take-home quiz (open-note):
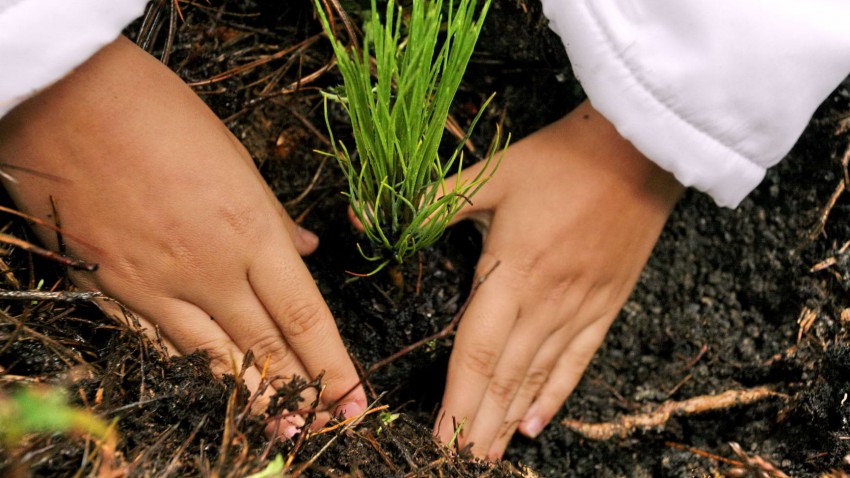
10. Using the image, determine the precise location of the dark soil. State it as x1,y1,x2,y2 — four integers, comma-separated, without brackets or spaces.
2,1,850,476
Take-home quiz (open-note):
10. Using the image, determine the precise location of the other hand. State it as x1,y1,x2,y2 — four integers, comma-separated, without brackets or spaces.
435,100,684,458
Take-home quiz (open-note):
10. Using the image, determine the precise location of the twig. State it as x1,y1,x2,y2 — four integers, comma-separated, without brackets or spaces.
283,155,329,208
665,441,745,467
807,180,846,241
808,141,850,241
160,0,179,66
313,404,389,435
664,373,692,398
0,204,100,253
796,306,819,344
0,289,102,302
188,35,321,86
682,344,709,371
562,386,785,440
810,239,850,274
0,233,98,271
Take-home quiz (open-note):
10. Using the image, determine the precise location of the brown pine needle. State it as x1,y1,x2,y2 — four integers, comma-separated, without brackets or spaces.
0,204,101,253
562,386,785,440
188,35,320,86
0,233,98,271
665,441,744,467
314,404,390,435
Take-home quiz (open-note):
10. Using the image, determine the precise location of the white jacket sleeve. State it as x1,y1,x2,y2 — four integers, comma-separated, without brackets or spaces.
541,0,850,207
0,0,148,119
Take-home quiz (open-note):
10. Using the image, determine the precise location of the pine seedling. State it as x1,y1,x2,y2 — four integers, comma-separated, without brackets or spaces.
314,0,506,271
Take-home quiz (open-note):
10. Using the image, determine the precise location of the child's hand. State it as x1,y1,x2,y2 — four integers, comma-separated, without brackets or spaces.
0,37,366,424
435,101,684,458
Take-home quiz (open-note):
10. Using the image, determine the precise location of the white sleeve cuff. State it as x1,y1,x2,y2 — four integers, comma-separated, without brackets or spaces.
542,0,850,207
0,0,148,118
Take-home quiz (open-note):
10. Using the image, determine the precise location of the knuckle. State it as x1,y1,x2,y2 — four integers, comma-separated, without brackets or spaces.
523,368,550,392
486,375,522,408
460,346,499,379
191,339,242,372
217,200,266,240
283,299,328,339
247,335,297,376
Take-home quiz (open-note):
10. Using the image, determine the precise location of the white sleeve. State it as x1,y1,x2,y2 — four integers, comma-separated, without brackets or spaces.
0,0,148,118
541,0,850,207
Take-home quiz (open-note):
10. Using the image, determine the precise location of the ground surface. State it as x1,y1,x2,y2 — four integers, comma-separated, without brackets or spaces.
1,1,850,476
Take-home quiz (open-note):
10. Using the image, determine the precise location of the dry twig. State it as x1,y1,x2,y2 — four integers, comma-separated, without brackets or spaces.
808,138,850,241
0,289,102,302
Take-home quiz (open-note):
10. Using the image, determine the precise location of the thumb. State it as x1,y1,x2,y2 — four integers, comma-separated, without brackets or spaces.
441,156,502,228
276,203,319,256
264,183,320,256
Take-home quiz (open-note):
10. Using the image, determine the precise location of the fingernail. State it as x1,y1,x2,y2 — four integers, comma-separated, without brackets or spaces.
521,416,544,438
267,415,304,439
337,401,365,420
282,423,301,439
298,226,319,247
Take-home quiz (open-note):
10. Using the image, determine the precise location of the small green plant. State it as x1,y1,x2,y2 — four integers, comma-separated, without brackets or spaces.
314,0,506,270
0,387,119,476
0,386,114,446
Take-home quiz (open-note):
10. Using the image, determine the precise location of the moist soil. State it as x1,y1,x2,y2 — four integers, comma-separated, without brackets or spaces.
2,1,850,476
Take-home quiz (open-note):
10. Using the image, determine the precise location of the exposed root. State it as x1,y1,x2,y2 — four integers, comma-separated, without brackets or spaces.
561,386,785,440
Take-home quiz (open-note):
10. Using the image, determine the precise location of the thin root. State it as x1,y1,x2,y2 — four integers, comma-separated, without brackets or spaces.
561,386,785,440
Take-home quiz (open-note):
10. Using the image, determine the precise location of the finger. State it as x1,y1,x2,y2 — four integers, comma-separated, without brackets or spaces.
249,237,367,419
126,296,270,394
460,317,552,458
436,253,519,444
132,294,311,434
70,271,184,356
188,283,320,408
464,290,585,459
519,317,613,438
485,330,565,459
347,205,364,232
88,294,182,356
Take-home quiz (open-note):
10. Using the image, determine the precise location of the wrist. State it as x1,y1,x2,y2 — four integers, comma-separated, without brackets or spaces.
559,100,685,212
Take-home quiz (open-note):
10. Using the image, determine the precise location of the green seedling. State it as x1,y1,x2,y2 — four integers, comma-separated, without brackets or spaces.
314,0,506,270
377,410,400,434
0,386,114,446
244,454,285,478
